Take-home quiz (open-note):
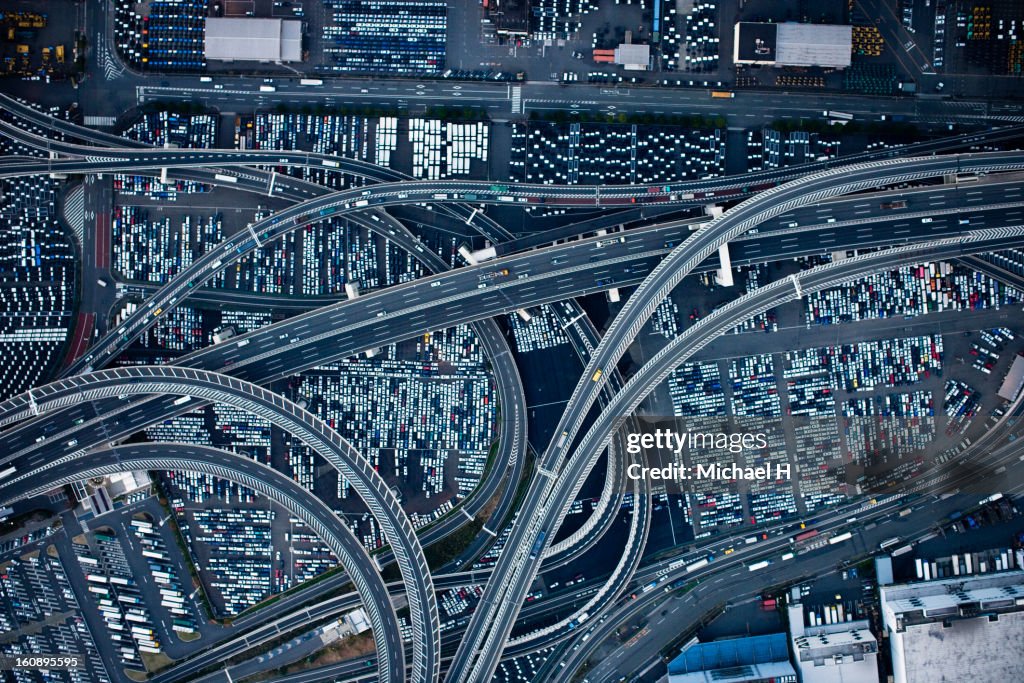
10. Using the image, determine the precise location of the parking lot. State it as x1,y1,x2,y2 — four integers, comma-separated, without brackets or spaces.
294,324,496,511
632,253,1023,537
318,0,446,76
177,505,275,617
73,526,169,672
510,120,726,187
114,0,206,71
0,120,76,402
0,539,112,681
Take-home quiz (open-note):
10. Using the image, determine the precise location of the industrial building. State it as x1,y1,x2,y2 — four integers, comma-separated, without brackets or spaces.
667,633,797,683
204,18,302,63
788,603,880,683
733,23,853,69
880,571,1024,683
998,353,1024,401
614,43,651,70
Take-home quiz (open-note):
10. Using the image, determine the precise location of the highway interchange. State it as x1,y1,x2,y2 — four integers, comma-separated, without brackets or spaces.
3,79,1024,683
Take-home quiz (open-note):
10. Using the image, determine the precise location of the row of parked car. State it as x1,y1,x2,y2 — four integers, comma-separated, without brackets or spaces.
0,170,74,402
510,121,726,187
322,0,446,75
114,0,206,70
79,531,161,668
180,507,275,616
1,553,109,678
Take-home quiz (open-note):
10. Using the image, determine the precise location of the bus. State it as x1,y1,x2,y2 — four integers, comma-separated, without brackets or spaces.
828,531,853,545
824,110,853,121
299,79,323,86
879,537,902,551
685,558,710,573
711,91,735,99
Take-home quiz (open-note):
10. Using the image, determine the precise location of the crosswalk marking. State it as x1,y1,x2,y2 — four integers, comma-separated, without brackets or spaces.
96,31,125,81
511,86,522,115
62,185,85,246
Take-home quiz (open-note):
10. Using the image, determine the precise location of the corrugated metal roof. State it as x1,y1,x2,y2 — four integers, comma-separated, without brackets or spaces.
205,18,302,62
669,633,791,674
776,23,852,68
999,354,1024,401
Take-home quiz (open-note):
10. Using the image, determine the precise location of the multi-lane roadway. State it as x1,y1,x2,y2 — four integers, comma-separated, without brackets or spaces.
448,151,1024,683
5,89,1024,683
0,442,406,683
0,366,440,683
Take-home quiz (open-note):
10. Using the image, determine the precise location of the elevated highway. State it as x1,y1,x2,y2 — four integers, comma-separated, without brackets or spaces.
46,151,1024,379
6,93,1023,199
6,101,1024,681
449,230,1024,662
4,97,532,572
0,442,405,683
5,189,1024,506
443,151,1024,683
0,366,440,683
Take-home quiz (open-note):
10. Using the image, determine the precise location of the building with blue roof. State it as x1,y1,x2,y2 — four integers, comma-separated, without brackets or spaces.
667,632,797,683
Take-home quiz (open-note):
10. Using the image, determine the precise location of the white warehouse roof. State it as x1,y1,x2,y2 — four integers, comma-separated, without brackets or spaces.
205,18,303,63
614,43,651,70
776,23,852,69
999,354,1024,401
880,571,1024,683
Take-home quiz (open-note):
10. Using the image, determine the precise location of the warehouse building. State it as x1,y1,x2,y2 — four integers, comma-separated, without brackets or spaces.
788,603,880,683
998,353,1024,401
205,18,302,63
614,43,651,70
733,23,853,69
880,571,1024,683
667,633,797,683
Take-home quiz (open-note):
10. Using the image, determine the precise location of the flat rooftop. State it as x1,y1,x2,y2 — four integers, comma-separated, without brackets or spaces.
882,571,1024,683
883,570,1024,622
734,23,778,64
899,610,1024,682
776,23,852,69
205,18,302,63
998,353,1024,401
734,22,852,68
